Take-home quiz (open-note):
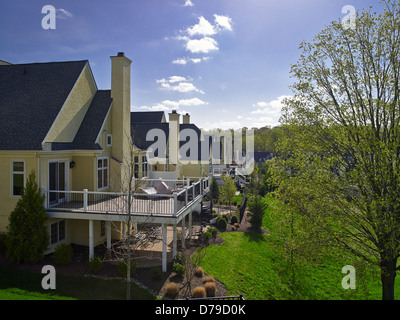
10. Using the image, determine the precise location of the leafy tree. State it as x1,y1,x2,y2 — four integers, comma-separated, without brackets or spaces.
219,175,237,215
6,170,49,264
273,1,400,300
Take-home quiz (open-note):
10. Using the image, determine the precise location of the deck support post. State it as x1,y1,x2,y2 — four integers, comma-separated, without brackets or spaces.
89,219,94,260
188,210,192,240
173,223,177,259
162,223,167,272
106,221,111,250
181,214,186,249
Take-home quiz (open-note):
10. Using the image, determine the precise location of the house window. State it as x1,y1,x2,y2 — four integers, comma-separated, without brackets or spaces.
106,134,112,147
51,220,66,245
11,161,25,196
97,157,109,190
142,155,148,177
134,156,139,179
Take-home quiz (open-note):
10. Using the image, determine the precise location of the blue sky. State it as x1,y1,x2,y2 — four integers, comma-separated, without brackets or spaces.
0,0,381,130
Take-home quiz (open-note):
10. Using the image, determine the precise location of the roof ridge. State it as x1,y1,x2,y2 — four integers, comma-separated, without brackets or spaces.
0,60,88,67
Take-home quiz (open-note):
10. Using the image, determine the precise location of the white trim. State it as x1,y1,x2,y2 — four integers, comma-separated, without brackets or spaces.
10,159,25,198
97,156,109,191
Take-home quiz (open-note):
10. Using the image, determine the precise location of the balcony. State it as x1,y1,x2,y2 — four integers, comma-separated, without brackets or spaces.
44,177,210,222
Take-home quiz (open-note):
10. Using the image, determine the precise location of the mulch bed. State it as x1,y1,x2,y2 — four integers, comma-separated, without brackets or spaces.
0,212,266,300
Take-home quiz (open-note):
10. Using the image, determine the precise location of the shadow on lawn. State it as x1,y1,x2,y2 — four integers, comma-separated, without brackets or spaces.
243,229,267,242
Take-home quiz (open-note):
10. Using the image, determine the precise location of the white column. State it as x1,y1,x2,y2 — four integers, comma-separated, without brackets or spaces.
173,223,177,259
162,223,167,272
188,211,193,240
106,221,111,250
181,214,186,249
89,219,94,260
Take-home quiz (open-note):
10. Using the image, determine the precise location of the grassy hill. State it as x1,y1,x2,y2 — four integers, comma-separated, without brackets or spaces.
201,195,385,300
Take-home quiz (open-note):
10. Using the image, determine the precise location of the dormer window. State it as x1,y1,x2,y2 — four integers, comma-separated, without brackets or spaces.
106,134,112,147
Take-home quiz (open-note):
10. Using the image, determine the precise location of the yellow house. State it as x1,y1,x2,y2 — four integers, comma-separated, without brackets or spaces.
0,52,133,249
0,53,210,271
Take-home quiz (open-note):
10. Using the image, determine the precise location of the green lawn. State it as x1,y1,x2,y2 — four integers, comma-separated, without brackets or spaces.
0,263,155,300
201,195,385,300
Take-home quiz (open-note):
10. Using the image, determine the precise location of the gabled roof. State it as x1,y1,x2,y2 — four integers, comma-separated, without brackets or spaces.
0,60,88,150
131,111,165,124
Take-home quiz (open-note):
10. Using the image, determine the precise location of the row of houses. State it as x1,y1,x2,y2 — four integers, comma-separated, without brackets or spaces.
0,52,213,271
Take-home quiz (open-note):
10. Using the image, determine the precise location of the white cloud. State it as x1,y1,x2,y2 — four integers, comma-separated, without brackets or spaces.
56,8,73,19
138,104,171,111
214,14,233,31
138,98,208,112
179,97,208,106
172,58,188,65
161,82,205,94
251,95,291,115
187,16,216,37
156,76,204,94
186,37,219,53
183,0,194,7
172,56,210,65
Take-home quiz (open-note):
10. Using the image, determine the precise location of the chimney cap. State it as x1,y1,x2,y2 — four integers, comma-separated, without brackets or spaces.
172,110,177,114
117,52,125,57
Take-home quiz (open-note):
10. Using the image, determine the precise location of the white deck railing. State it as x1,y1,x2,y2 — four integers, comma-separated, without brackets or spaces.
44,176,209,217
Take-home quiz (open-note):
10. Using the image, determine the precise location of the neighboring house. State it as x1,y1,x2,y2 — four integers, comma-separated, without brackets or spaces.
0,53,209,271
131,110,210,181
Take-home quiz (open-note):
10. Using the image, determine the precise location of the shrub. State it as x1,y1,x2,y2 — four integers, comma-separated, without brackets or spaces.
231,215,239,224
194,267,204,277
248,196,268,229
174,251,187,265
118,260,136,277
205,282,216,297
152,267,163,280
88,255,103,273
192,286,206,298
53,243,73,265
203,231,211,242
164,282,179,299
173,262,185,277
216,216,227,230
0,232,7,253
208,227,218,238
203,276,215,283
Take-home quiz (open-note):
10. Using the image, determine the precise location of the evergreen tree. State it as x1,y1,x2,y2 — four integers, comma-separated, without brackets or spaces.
6,170,49,264
210,177,219,201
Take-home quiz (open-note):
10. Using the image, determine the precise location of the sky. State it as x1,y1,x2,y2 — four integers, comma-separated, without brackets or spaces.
0,0,383,130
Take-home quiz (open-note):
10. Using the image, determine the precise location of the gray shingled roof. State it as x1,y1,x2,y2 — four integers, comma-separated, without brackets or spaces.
131,111,165,124
0,60,88,150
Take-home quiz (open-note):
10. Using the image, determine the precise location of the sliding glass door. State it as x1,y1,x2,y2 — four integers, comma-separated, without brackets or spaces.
49,161,67,204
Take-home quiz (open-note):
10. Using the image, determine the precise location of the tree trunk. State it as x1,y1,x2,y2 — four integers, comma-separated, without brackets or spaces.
381,259,397,300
